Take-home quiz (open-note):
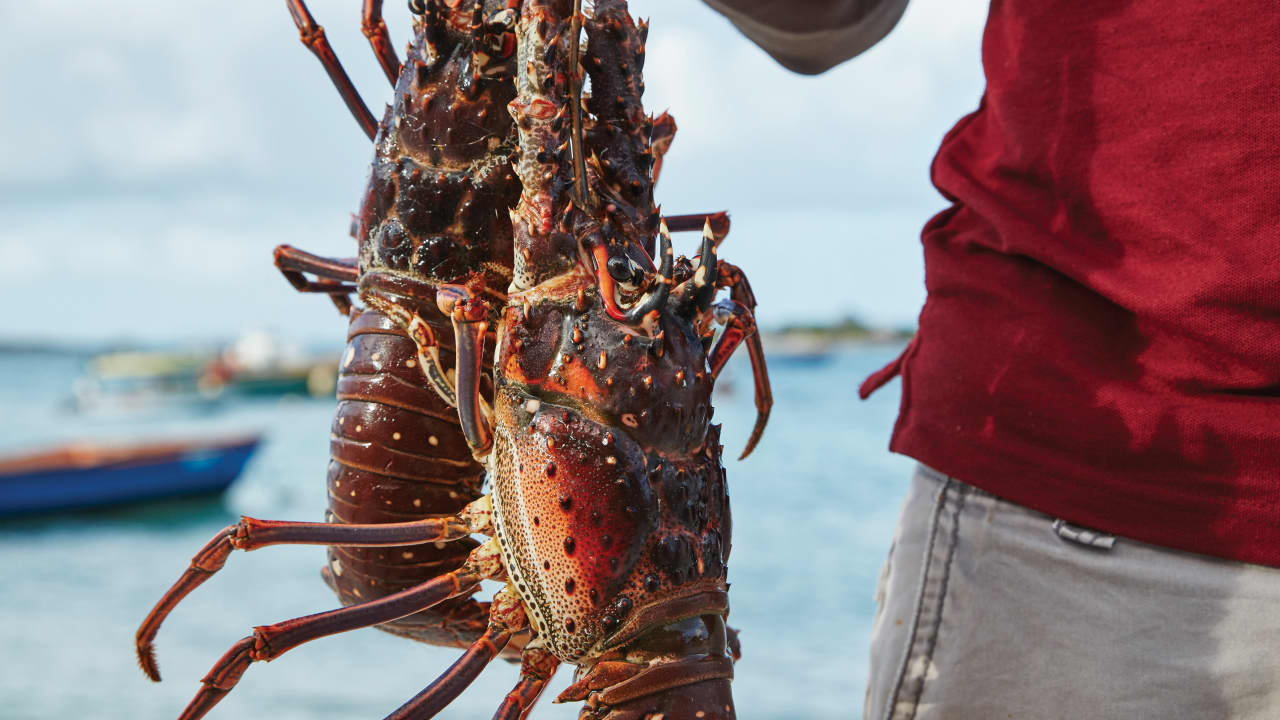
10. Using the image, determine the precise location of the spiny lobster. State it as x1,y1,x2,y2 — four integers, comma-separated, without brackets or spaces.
135,1,772,718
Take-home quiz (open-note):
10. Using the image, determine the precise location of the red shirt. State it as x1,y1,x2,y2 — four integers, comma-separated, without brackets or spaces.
861,1,1280,566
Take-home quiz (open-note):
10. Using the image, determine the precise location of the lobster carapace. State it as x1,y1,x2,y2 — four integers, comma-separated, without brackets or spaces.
135,1,772,718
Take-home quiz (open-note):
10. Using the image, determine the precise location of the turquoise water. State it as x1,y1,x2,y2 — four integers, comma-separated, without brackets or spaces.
0,346,913,719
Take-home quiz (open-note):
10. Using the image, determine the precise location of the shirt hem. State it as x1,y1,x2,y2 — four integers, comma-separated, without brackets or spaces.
889,422,1280,569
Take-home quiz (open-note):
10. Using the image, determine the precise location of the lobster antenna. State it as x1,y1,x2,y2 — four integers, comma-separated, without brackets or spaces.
569,0,591,210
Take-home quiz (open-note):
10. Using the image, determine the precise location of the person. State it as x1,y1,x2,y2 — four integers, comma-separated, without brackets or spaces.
701,1,1280,718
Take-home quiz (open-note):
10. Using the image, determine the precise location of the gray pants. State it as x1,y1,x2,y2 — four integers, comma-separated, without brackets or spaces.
864,464,1280,720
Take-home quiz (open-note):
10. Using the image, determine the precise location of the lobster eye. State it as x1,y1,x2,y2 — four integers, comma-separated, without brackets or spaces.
607,256,645,292
606,256,632,282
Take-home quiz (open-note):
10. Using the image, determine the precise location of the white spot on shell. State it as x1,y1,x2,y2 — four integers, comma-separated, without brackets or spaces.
434,541,447,549
343,347,355,367
413,498,422,507
449,491,459,499
392,432,402,440
355,424,363,433
371,353,382,362
402,551,415,560
330,558,343,577
524,398,541,414
429,435,439,446
406,358,417,368
606,456,616,465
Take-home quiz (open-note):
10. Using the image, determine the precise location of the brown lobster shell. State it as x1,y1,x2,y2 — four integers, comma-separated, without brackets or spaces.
323,0,520,648
134,2,771,718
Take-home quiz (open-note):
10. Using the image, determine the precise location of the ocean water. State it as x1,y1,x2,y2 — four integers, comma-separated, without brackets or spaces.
0,345,913,720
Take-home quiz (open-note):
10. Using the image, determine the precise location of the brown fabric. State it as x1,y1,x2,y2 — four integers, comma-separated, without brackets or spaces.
702,0,909,73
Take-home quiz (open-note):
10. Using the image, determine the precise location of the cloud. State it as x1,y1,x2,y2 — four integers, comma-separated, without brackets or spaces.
0,0,990,342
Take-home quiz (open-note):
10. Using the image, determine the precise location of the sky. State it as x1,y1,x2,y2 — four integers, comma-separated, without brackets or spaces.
0,0,991,345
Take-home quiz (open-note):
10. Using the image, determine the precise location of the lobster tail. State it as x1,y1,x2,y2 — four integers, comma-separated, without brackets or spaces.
577,675,735,720
560,615,736,720
323,307,492,647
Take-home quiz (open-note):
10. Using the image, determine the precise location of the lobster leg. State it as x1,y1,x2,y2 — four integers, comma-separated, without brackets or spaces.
286,0,379,140
649,111,676,186
383,584,529,720
136,497,495,681
273,244,358,287
491,645,560,720
708,300,756,380
362,0,402,85
173,539,505,720
664,211,730,248
273,244,359,314
360,291,460,409
714,261,772,460
437,285,493,457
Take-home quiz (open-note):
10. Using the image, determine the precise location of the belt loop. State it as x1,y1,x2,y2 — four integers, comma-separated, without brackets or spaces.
1052,519,1117,550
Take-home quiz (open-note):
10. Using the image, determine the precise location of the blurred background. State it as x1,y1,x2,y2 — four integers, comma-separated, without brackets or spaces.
0,0,988,717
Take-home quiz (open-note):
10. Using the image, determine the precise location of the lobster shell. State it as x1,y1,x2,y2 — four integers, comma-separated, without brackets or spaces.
317,0,524,648
135,2,771,718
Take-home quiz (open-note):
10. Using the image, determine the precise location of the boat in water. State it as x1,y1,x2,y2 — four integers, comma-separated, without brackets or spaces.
72,334,338,413
71,350,223,413
0,434,261,517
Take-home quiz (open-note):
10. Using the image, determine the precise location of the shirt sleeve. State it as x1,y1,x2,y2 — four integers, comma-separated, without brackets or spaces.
701,0,910,74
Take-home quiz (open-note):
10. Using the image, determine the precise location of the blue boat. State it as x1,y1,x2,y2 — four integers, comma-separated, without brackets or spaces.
0,435,261,516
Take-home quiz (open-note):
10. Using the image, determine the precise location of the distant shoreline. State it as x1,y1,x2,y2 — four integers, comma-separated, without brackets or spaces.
0,321,916,360
761,318,914,356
